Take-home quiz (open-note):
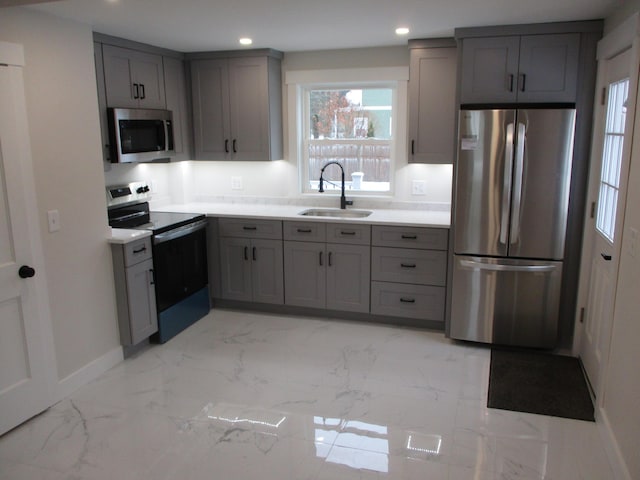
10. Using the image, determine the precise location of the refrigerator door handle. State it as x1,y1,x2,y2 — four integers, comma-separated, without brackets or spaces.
500,123,515,245
510,122,526,244
459,259,557,273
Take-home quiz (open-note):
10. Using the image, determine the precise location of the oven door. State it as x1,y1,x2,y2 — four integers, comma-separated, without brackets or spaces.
152,220,208,312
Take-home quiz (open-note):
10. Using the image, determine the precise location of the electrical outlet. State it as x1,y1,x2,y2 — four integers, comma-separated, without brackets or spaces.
47,209,61,232
412,180,427,195
231,176,243,190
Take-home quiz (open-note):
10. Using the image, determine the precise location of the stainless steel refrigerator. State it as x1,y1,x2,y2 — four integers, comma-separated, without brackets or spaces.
449,108,576,348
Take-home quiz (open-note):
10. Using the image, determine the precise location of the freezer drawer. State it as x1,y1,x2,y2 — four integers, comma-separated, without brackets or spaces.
449,255,562,348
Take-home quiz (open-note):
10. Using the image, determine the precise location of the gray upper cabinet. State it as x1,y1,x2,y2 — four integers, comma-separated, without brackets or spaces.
102,44,166,109
190,51,283,161
94,42,110,165
163,56,192,160
460,33,580,104
408,39,457,164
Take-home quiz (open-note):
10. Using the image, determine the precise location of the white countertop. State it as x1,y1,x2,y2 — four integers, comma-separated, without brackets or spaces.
108,228,152,245
150,202,451,228
108,202,450,244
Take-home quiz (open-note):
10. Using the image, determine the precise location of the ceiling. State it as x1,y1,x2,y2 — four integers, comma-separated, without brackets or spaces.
17,0,618,53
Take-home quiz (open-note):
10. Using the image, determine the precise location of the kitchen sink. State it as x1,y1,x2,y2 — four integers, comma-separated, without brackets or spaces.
298,208,372,218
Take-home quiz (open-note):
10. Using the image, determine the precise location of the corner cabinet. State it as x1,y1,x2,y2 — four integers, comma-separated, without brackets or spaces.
102,44,166,109
408,39,457,164
459,33,580,104
189,50,283,161
110,237,158,346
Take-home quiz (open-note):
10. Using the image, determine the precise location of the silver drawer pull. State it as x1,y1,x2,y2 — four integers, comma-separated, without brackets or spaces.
400,263,416,268
400,297,416,303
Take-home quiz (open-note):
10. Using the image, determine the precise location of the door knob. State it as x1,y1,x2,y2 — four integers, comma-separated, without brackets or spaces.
19,265,36,278
601,253,612,261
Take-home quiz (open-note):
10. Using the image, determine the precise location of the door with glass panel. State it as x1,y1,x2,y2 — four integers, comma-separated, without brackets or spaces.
580,48,634,395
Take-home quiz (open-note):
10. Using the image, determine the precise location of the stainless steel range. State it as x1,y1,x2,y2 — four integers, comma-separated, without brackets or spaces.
107,182,209,343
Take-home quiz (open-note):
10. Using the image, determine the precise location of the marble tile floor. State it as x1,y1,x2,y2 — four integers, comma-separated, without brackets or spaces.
0,309,615,480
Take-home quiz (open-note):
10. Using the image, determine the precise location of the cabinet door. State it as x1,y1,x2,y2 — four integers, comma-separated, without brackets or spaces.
460,36,520,104
163,56,192,160
219,237,252,301
102,45,165,108
94,42,111,165
228,57,270,161
326,244,370,313
251,239,284,305
131,50,166,108
409,47,457,163
125,259,158,345
191,58,231,160
283,241,325,309
517,34,579,103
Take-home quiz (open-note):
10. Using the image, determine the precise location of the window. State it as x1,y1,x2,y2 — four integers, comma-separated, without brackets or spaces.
596,78,629,242
304,87,394,193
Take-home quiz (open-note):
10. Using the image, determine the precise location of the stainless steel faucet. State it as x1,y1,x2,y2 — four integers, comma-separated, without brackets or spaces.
318,161,353,209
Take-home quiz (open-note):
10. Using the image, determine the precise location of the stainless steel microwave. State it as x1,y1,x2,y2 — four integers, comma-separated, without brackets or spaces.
108,108,175,163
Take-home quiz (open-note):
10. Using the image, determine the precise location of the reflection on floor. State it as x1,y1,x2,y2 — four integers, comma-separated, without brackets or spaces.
0,309,615,479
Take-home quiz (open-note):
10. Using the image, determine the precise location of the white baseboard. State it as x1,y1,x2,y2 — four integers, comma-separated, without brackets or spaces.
597,407,633,480
54,346,124,402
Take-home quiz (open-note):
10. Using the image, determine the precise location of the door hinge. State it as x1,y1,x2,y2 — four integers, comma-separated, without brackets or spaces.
580,307,585,324
601,87,607,106
590,201,596,219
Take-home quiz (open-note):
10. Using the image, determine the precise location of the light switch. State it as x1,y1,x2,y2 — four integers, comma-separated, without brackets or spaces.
47,209,61,232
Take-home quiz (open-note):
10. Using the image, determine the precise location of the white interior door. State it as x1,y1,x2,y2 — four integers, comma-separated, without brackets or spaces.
580,48,636,396
0,43,56,435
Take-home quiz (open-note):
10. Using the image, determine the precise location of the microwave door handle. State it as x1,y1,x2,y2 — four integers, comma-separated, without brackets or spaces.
500,123,514,245
164,120,170,151
510,123,526,244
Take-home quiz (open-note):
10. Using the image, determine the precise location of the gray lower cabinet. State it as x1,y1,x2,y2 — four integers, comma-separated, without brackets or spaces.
111,237,158,346
218,219,284,304
370,225,448,323
283,222,370,313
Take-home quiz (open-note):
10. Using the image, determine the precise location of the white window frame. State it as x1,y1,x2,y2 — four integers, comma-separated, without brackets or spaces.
286,67,409,196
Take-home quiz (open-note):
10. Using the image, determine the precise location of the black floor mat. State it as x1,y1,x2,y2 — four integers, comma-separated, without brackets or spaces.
488,348,595,422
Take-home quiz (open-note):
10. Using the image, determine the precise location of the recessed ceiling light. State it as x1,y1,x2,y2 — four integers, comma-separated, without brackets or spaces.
239,37,253,46
395,27,410,36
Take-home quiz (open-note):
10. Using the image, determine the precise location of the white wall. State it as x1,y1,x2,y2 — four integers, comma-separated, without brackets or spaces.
104,45,453,207
0,8,120,382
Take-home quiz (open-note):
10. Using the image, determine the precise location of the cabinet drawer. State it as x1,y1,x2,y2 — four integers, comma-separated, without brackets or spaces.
371,247,447,286
372,225,448,250
283,221,326,242
371,281,445,321
123,237,152,267
326,223,371,245
219,218,282,239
